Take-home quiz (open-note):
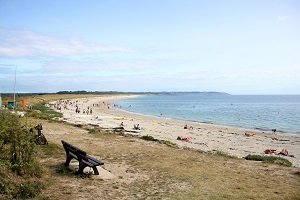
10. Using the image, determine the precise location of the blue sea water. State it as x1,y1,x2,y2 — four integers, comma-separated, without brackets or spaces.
114,93,300,134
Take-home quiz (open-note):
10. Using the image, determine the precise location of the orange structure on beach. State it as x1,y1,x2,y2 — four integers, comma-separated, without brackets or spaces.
21,99,26,109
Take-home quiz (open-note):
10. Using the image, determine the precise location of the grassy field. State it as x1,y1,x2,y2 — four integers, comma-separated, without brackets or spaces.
1,94,300,199
35,120,300,200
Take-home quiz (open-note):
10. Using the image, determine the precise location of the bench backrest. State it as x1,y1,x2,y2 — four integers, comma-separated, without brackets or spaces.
62,140,87,156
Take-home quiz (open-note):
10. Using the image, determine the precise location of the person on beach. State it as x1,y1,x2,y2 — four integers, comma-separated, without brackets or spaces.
184,124,188,129
133,124,140,130
120,122,124,127
184,124,193,130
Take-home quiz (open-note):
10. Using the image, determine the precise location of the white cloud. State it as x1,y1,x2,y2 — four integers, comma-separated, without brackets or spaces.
0,28,132,57
40,58,157,73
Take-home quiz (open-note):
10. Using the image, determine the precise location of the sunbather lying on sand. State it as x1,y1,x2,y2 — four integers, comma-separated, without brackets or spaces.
245,132,256,137
177,136,191,142
264,149,277,154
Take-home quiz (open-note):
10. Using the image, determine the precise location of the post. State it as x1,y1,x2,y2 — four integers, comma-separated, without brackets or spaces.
13,67,16,111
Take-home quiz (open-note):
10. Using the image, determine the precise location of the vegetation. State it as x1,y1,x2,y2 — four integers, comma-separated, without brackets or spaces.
25,103,62,120
208,150,237,159
1,94,299,199
141,135,158,141
244,154,292,167
141,135,177,148
0,110,44,199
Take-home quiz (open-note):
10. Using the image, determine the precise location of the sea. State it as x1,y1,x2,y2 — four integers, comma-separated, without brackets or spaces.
114,93,300,135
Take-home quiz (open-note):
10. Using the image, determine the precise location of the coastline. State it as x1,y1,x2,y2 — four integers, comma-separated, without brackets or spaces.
51,95,300,168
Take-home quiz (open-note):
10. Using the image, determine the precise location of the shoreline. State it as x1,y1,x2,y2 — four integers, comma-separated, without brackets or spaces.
112,94,300,135
116,107,300,137
51,95,300,168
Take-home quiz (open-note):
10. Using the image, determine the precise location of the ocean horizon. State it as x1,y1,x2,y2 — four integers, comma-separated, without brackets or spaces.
114,93,300,135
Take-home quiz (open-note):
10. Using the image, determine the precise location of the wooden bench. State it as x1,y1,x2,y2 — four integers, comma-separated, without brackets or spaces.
61,140,104,175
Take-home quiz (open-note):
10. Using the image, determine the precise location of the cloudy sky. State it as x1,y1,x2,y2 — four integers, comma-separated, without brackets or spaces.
0,0,299,94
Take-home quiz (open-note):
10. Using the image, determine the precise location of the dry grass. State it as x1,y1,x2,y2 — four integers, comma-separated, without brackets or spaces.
6,93,299,199
13,93,123,106
35,121,300,200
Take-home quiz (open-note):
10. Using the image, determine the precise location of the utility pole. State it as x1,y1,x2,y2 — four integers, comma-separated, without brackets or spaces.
13,66,16,111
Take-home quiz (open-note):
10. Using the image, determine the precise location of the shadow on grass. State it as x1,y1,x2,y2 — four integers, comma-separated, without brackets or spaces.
55,163,92,179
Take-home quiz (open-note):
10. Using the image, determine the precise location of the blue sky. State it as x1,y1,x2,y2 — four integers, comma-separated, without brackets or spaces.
0,0,299,94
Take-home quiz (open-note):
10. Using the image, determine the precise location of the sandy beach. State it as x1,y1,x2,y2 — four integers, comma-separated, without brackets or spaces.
50,95,300,168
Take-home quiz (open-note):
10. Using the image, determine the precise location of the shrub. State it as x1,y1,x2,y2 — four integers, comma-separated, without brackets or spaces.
209,150,236,159
15,182,42,199
244,154,292,167
159,140,177,147
74,124,83,128
87,128,97,134
0,110,42,175
141,135,158,141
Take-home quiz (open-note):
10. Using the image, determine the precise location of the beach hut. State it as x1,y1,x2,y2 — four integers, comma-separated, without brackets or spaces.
7,101,15,109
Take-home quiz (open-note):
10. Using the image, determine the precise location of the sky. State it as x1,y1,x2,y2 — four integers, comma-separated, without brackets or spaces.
0,0,299,94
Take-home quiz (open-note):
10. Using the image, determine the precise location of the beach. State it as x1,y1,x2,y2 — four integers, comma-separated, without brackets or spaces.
51,95,300,168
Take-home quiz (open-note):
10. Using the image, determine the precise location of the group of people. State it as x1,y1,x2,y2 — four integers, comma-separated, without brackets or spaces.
119,121,142,130
184,124,193,130
52,99,99,115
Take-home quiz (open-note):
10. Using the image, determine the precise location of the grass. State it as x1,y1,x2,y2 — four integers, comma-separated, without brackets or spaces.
36,142,63,158
55,163,73,175
86,127,97,134
55,163,93,179
3,94,299,199
74,124,83,128
244,154,293,167
15,182,43,199
33,120,300,200
141,135,177,147
25,103,62,120
208,150,237,159
141,135,158,141
0,165,44,199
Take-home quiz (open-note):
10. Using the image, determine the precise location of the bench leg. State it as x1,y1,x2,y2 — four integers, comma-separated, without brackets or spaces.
92,166,99,175
77,160,85,174
65,153,72,166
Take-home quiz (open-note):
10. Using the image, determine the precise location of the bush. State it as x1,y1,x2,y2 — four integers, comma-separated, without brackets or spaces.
209,150,236,159
244,154,292,167
87,128,97,134
15,182,42,199
159,140,177,147
0,110,42,175
0,171,44,199
141,135,158,141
